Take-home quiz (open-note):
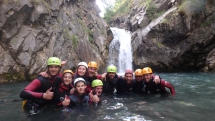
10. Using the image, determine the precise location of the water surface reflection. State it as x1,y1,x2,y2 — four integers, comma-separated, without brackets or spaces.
0,73,215,121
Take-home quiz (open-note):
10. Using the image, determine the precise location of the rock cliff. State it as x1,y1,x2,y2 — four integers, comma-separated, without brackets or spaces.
0,0,111,82
109,0,215,72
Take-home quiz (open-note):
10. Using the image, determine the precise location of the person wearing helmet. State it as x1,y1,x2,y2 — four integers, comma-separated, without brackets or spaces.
52,70,75,107
62,78,89,107
87,61,98,78
75,62,88,77
102,65,119,95
133,69,145,94
86,61,103,84
74,62,91,94
116,69,136,94
89,79,103,104
20,57,62,115
142,67,176,96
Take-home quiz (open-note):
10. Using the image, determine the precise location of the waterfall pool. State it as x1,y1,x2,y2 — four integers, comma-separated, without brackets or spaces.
0,72,214,121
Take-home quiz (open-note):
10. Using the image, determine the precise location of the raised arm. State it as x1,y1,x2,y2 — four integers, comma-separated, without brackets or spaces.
161,80,176,95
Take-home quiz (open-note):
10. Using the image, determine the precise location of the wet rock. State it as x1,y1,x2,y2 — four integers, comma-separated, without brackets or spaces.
108,0,215,72
0,0,109,82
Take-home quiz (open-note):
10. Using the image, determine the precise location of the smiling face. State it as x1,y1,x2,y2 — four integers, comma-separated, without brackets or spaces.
48,65,61,76
88,67,97,77
125,73,133,83
143,74,152,82
107,72,116,79
77,66,87,76
93,86,103,96
63,73,73,85
75,81,86,94
135,76,143,82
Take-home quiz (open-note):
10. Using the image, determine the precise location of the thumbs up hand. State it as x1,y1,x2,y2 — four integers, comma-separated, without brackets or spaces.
62,95,70,106
153,75,160,84
43,87,54,100
92,93,99,103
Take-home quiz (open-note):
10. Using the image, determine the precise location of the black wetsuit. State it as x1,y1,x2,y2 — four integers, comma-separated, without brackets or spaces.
144,77,176,95
102,74,119,95
133,80,145,94
52,83,74,107
20,75,62,105
116,77,136,94
87,75,97,85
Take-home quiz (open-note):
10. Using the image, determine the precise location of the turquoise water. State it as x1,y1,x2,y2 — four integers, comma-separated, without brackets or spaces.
0,73,215,121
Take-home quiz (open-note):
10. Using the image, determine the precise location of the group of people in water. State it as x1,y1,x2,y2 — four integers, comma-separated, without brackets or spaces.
19,57,176,115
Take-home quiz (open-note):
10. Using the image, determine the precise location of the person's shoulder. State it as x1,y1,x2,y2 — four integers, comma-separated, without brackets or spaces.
68,94,76,100
132,80,136,84
117,76,124,82
37,75,48,81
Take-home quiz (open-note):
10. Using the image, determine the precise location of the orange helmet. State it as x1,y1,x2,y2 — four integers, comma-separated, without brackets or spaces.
134,69,143,76
63,70,74,75
142,67,153,74
88,61,98,69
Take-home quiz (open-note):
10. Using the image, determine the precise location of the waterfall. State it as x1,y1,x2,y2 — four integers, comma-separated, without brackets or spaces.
108,27,132,73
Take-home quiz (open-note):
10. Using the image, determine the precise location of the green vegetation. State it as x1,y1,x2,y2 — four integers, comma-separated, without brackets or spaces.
78,19,95,44
63,28,78,48
72,34,78,48
201,14,215,27
79,19,90,34
1,72,26,82
101,30,105,35
89,36,94,43
178,0,205,16
161,18,168,24
145,0,165,21
156,41,164,48
32,0,52,13
178,1,192,16
103,0,164,22
77,19,98,51
104,0,133,22
152,38,164,48
104,8,115,22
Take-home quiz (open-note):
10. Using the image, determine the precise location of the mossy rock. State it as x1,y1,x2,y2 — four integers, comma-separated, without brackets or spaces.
0,72,26,83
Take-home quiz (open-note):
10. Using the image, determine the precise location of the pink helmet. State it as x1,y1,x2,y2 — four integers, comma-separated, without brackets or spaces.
124,69,133,75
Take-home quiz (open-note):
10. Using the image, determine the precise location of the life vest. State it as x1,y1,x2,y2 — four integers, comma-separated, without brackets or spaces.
53,83,74,106
68,92,89,106
37,75,62,93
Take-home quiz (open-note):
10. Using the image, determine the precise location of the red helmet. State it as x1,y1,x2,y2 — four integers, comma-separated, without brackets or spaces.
124,69,133,75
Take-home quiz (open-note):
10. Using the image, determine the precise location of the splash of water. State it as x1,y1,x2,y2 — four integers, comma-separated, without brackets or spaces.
108,28,132,73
